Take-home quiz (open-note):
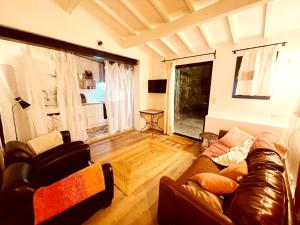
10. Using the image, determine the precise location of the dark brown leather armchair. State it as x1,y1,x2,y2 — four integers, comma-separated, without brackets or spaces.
0,161,114,225
3,131,90,185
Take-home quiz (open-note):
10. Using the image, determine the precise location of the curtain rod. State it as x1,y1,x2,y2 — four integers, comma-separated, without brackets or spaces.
232,41,287,54
161,50,216,62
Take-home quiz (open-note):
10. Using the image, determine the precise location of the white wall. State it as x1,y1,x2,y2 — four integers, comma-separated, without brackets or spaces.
149,29,300,137
0,0,151,130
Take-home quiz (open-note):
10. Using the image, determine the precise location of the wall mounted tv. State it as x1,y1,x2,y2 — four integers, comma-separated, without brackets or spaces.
148,79,167,93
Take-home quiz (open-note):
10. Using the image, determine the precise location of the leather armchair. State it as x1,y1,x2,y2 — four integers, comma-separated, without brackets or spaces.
3,131,91,185
0,162,114,225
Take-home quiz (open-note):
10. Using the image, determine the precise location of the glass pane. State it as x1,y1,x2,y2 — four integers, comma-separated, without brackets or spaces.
174,62,212,139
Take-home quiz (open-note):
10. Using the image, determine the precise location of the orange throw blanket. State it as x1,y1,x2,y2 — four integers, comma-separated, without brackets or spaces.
33,163,105,225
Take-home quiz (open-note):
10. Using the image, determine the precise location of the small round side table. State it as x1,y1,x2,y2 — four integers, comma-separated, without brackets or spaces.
199,132,219,148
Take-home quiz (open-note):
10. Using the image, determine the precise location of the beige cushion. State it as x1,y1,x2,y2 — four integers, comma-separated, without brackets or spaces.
219,160,248,181
182,181,223,213
27,131,63,154
219,127,254,147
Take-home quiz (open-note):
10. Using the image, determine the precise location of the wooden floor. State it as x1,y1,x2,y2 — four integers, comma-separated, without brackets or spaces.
84,130,201,225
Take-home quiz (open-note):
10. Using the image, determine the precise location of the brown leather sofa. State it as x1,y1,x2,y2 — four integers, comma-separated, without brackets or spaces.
157,131,297,225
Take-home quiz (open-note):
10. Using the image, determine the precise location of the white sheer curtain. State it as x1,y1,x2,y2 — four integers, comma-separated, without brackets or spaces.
104,61,133,135
0,67,17,142
0,45,48,142
164,61,175,135
54,51,87,141
22,46,48,138
236,46,278,96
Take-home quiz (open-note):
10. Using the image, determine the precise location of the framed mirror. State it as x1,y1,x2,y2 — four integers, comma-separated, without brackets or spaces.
232,45,280,100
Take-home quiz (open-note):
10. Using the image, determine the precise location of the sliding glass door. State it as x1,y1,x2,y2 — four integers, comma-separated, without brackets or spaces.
174,61,213,139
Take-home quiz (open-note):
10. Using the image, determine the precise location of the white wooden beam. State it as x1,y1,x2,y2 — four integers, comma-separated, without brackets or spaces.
263,0,273,39
122,0,264,48
198,25,214,49
149,0,170,21
177,32,195,53
185,0,196,12
94,0,138,35
52,0,82,13
119,0,153,29
160,37,180,56
145,42,166,57
227,15,238,44
196,0,219,10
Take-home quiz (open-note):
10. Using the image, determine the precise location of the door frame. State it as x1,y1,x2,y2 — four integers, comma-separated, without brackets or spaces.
174,60,214,139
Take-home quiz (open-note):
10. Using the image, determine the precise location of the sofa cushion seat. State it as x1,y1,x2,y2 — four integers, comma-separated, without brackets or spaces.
224,167,286,225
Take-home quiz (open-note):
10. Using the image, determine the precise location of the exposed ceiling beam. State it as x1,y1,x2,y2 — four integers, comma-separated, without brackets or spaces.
227,15,238,44
177,32,195,53
145,42,166,57
94,0,138,35
149,0,170,21
198,25,214,49
185,0,196,12
119,0,153,29
263,0,273,39
196,0,219,10
52,0,82,13
122,0,264,48
149,0,195,53
160,37,180,56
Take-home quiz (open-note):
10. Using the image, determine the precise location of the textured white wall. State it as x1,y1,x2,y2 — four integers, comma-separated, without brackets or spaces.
149,29,300,136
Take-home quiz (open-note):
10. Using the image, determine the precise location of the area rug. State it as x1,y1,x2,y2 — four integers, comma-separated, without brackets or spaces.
99,139,186,195
167,135,192,146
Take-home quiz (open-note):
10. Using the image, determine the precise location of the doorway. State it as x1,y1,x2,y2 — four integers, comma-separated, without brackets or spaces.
174,61,213,139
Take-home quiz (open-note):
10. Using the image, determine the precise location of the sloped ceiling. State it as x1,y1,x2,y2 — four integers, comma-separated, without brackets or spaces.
55,0,300,59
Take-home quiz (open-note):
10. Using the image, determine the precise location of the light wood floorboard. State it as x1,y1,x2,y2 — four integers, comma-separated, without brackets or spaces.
84,130,200,225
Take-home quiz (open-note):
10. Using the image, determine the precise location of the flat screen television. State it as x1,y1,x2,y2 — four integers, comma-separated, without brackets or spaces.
148,79,167,93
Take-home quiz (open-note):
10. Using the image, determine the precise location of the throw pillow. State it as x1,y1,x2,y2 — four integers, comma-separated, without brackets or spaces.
250,132,288,158
190,173,239,195
219,127,254,147
219,160,248,181
212,138,253,166
27,131,63,154
182,181,223,213
202,140,230,158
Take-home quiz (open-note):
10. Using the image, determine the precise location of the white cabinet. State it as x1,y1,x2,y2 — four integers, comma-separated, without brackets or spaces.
82,103,107,129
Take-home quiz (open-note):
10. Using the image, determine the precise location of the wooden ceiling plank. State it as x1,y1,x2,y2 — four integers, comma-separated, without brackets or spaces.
263,0,273,39
52,0,82,13
145,42,166,57
185,0,196,12
198,25,214,49
119,0,153,29
149,0,170,21
122,0,264,48
177,32,195,53
94,0,138,35
160,37,180,56
227,15,238,44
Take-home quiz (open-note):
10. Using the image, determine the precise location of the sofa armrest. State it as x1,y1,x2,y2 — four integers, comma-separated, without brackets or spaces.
0,162,35,221
157,176,235,225
37,163,114,225
4,141,35,166
32,142,90,185
218,130,228,139
60,130,71,143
